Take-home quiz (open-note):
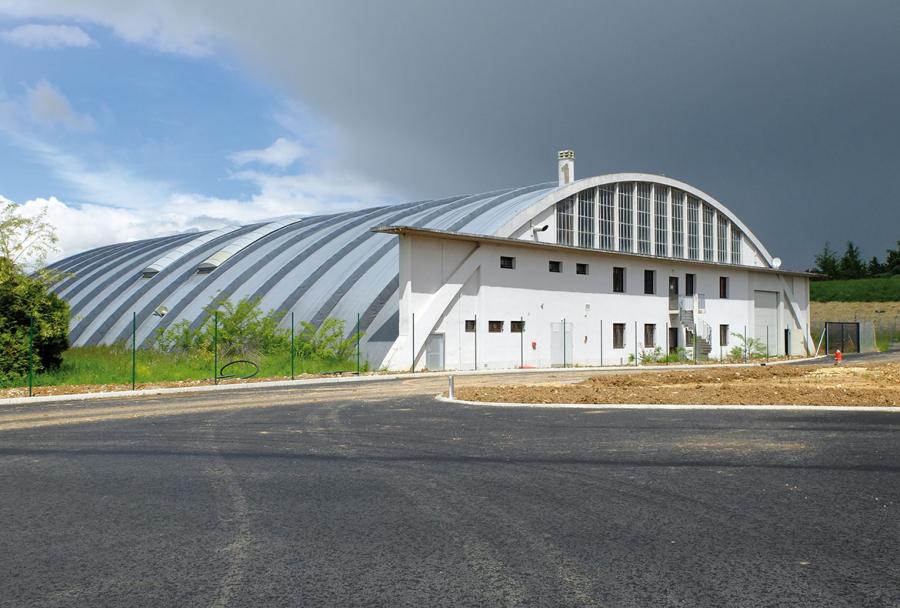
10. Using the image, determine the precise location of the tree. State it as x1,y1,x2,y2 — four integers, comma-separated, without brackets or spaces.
0,202,69,385
838,241,866,279
811,242,840,279
885,241,900,276
0,258,70,385
0,199,58,271
867,256,885,276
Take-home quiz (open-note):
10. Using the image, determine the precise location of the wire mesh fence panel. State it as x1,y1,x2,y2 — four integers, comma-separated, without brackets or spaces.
824,322,860,354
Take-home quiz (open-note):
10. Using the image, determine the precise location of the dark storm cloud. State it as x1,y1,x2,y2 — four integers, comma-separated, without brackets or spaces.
10,0,899,267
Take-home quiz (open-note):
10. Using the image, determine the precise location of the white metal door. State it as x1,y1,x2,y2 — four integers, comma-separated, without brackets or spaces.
754,290,778,354
550,322,574,367
424,333,445,370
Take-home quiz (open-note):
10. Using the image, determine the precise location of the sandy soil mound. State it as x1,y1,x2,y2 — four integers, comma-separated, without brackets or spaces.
455,362,900,406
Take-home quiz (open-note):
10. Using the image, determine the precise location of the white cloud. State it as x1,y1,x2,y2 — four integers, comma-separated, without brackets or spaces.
230,137,307,169
0,23,94,48
25,79,95,132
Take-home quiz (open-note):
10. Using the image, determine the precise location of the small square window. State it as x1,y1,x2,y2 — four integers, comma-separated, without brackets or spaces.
613,323,626,348
510,320,525,333
719,276,729,298
488,320,504,333
576,263,589,275
465,319,476,332
644,269,655,294
500,256,516,269
549,260,562,273
613,267,625,293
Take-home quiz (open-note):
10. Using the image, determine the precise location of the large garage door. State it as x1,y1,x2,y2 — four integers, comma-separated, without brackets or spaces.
754,290,778,354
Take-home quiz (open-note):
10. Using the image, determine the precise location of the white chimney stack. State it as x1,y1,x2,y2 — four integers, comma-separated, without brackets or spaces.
558,150,575,186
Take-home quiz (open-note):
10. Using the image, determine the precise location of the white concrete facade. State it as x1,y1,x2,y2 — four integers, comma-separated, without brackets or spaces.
380,230,811,371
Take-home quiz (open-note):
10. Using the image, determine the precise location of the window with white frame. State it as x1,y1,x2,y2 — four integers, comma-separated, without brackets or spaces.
556,197,574,246
671,190,684,258
654,185,668,257
717,215,728,263
731,228,743,264
618,183,633,252
599,184,615,250
687,195,700,260
702,204,714,262
637,183,651,255
578,188,595,248
644,323,656,347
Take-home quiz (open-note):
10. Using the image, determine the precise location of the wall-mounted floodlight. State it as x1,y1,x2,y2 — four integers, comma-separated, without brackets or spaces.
532,224,549,241
153,306,169,318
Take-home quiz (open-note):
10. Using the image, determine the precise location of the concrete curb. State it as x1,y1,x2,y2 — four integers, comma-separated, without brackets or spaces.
434,395,900,413
0,355,828,407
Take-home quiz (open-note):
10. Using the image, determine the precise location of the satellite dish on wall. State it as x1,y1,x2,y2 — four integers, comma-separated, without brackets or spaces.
772,257,782,269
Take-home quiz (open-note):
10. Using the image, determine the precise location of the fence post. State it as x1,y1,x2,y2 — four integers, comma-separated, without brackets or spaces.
290,311,295,380
131,311,136,390
519,316,524,369
766,325,769,362
356,312,361,375
28,314,33,397
600,320,603,367
563,317,567,368
213,311,218,385
744,324,748,363
634,321,638,366
474,313,478,371
665,322,669,365
411,312,415,373
693,329,697,364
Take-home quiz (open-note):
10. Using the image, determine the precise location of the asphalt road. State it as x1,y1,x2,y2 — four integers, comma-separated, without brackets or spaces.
1,380,898,607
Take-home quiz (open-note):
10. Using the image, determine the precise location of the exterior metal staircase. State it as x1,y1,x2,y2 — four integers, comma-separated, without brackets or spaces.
677,294,712,359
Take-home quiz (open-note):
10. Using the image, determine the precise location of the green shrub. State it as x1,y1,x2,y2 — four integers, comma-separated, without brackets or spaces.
0,257,70,386
729,332,765,360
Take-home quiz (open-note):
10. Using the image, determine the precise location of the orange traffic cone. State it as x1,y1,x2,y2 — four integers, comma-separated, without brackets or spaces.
835,349,843,364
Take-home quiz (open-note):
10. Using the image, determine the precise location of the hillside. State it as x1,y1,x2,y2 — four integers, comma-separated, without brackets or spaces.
809,276,900,302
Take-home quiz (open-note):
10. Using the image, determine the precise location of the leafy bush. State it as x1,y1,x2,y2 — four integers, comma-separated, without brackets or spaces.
0,257,70,385
729,332,765,360
295,317,360,361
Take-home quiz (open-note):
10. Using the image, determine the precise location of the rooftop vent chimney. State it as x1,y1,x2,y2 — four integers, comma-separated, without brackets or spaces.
558,150,575,186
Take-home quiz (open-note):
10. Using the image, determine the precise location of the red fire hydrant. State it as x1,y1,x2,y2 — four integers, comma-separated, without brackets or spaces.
835,349,843,364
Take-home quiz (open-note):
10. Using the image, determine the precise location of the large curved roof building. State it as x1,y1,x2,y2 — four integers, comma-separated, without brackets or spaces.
49,152,811,371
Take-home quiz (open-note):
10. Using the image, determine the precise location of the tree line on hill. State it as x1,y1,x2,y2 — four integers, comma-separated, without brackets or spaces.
809,240,900,280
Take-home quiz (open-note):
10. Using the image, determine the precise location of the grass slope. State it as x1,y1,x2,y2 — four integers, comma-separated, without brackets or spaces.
810,276,900,302
4,345,359,389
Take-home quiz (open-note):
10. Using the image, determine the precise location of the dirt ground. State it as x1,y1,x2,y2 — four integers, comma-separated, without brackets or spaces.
455,362,900,406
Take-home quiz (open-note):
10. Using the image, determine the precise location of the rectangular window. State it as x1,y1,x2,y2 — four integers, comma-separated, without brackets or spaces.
654,185,668,257
719,324,729,346
644,323,656,347
687,196,700,260
511,320,525,333
500,256,515,269
613,266,625,293
618,183,633,252
731,228,742,265
549,260,562,273
671,190,684,258
465,319,476,332
717,215,728,263
644,269,655,294
613,323,626,349
719,276,729,298
702,204,714,262
576,263,589,275
637,182,651,255
578,188,595,248
599,184,615,250
488,320,504,333
556,197,574,245
685,273,696,297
